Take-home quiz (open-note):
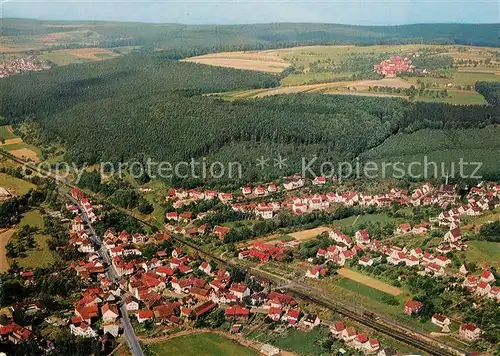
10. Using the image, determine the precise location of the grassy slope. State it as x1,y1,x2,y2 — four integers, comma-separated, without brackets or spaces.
464,241,500,268
361,127,500,177
0,172,36,196
149,333,258,356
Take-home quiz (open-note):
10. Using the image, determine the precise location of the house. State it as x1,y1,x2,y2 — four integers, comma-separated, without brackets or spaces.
377,347,397,356
354,333,369,350
431,314,450,328
480,270,496,284
404,300,423,315
355,229,370,245
367,339,380,353
70,322,97,338
213,226,230,240
286,308,301,325
412,223,429,235
166,212,179,221
358,257,374,267
305,265,328,279
225,306,250,320
260,344,280,356
341,326,357,342
198,261,212,275
268,307,282,321
444,228,461,242
124,295,140,311
303,313,320,329
476,281,491,296
396,223,411,235
101,303,119,323
459,323,481,341
312,176,326,185
136,309,154,323
229,283,250,300
330,321,345,338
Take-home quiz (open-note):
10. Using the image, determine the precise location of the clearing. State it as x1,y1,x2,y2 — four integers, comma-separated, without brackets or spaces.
0,172,37,196
182,50,291,73
0,125,16,141
464,240,500,269
148,332,258,356
0,229,16,272
9,234,56,269
337,268,402,296
7,148,40,163
288,226,331,241
40,48,120,66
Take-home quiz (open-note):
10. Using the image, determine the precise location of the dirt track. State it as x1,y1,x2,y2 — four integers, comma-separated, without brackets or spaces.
338,268,402,296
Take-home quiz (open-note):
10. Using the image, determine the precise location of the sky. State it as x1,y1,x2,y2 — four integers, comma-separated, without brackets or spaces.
1,0,499,25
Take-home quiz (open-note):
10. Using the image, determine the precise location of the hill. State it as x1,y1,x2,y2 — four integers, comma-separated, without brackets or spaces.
2,19,499,52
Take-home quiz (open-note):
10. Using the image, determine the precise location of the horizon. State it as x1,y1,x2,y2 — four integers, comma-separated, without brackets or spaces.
2,16,500,27
2,0,499,26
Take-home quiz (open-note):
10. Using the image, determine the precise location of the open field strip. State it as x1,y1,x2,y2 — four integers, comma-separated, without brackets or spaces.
288,226,331,241
338,268,402,296
182,50,291,73
0,229,16,272
0,172,37,196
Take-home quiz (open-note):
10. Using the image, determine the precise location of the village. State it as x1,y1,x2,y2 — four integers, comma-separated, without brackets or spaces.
0,56,51,78
1,172,499,356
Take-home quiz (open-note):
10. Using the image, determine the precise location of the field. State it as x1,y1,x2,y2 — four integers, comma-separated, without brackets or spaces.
0,125,16,141
0,172,37,196
148,333,258,356
19,210,45,229
40,48,120,66
181,50,291,73
337,268,402,296
9,234,56,269
289,226,331,241
416,90,488,105
247,325,328,356
463,241,500,269
0,229,16,272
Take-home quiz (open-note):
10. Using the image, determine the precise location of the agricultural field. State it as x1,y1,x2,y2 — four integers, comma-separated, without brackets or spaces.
337,268,402,296
199,44,500,104
0,125,16,141
148,333,258,356
0,172,37,197
181,50,291,73
40,48,120,66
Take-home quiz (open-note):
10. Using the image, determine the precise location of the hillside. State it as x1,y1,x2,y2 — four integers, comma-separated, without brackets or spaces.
2,20,499,52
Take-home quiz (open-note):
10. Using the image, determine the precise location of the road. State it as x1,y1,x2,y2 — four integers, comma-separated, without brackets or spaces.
65,192,144,356
1,150,462,356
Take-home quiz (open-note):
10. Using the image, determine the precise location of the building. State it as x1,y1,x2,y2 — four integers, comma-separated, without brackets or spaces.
459,323,481,341
404,300,423,315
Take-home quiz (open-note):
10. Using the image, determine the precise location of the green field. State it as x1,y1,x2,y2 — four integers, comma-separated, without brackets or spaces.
0,173,37,196
247,325,329,356
148,333,258,356
10,234,57,269
336,277,400,304
416,90,488,105
281,71,354,86
0,126,16,140
19,210,45,229
464,240,500,268
39,51,86,66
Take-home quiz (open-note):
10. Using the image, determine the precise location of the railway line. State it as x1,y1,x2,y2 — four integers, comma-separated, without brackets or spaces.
0,150,463,356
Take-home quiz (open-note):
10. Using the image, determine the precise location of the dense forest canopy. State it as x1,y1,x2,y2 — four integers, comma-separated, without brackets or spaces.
1,51,499,185
2,19,499,49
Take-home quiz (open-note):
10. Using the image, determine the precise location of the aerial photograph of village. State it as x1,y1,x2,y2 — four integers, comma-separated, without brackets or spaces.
0,0,499,355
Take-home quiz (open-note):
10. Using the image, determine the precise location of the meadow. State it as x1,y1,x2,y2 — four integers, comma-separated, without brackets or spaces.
0,172,37,196
463,241,500,269
148,333,258,356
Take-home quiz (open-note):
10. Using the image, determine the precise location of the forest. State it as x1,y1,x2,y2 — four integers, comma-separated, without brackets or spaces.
1,52,499,185
2,19,499,49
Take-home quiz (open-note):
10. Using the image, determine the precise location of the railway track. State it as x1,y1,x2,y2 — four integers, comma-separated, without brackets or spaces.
0,150,462,356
